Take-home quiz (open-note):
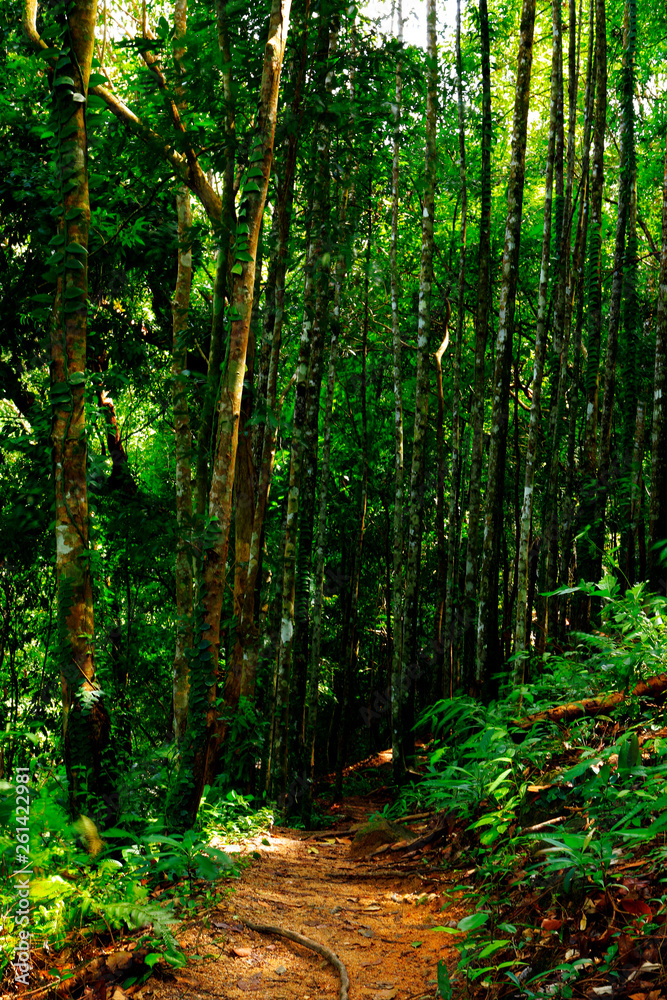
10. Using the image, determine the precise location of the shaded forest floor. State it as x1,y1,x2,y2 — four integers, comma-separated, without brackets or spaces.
12,727,667,1000
143,752,465,1000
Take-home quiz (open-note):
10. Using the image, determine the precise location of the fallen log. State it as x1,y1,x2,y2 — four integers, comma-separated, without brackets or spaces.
513,673,667,729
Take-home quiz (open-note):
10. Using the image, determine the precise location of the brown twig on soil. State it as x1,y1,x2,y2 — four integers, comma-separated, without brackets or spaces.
239,917,350,1000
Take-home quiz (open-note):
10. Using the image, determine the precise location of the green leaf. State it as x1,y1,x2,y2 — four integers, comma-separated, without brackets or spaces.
231,262,243,274
486,768,513,795
478,939,510,958
88,73,108,87
243,181,261,193
144,954,161,969
72,93,86,103
65,208,83,221
66,257,85,270
457,913,489,932
64,285,85,299
246,167,263,178
437,960,453,1000
235,251,253,262
66,243,87,255
87,95,109,110
68,372,86,386
54,76,75,87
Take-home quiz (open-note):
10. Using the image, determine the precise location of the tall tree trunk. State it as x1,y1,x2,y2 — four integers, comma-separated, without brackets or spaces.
172,186,194,742
304,246,344,822
335,181,370,799
564,0,596,629
47,0,113,821
400,0,437,766
462,0,492,690
648,135,667,592
168,0,292,828
235,0,311,704
390,0,405,783
476,0,536,696
269,7,336,804
171,0,193,744
576,0,607,611
193,0,237,518
442,0,467,697
514,0,560,665
596,0,636,586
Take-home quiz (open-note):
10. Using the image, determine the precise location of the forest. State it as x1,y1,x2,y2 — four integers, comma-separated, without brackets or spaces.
2,0,667,996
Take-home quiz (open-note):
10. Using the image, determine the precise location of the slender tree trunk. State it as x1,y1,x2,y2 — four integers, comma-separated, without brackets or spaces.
576,0,607,609
172,187,194,742
400,0,437,766
554,0,585,628
194,1,237,517
596,0,636,586
648,135,667,592
390,0,405,783
565,0,596,629
476,0,536,696
236,0,311,703
304,246,344,822
514,0,560,665
269,8,336,804
47,0,113,821
442,0,467,697
171,0,193,744
462,0,492,689
335,182,370,799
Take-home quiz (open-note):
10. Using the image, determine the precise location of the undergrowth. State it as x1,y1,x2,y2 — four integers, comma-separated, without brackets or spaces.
0,770,273,987
412,582,667,1000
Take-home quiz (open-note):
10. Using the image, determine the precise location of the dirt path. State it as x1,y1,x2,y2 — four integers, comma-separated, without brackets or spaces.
147,811,465,1000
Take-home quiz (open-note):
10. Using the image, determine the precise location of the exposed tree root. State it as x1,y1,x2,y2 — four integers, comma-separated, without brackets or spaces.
513,672,667,729
239,916,350,1000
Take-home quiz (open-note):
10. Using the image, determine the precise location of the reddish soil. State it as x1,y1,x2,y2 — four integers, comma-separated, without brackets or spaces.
145,763,465,1000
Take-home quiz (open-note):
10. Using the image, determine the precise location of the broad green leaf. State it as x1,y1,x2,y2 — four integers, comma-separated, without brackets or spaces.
457,913,489,932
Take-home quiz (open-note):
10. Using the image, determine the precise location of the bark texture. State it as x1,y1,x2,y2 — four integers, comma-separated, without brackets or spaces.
475,0,536,695
46,0,113,820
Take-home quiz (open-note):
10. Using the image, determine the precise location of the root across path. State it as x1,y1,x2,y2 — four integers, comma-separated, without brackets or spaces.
149,810,464,1000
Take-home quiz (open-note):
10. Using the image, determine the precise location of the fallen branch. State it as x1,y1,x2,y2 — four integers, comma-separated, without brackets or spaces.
513,673,667,729
239,917,350,1000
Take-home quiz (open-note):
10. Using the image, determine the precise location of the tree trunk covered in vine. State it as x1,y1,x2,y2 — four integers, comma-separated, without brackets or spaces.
475,0,536,695
45,0,113,821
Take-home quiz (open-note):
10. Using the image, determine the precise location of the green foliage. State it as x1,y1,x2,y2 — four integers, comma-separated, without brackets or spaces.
0,767,268,979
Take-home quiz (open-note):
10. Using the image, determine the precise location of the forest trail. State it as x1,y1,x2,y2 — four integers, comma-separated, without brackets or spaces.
149,782,464,1000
